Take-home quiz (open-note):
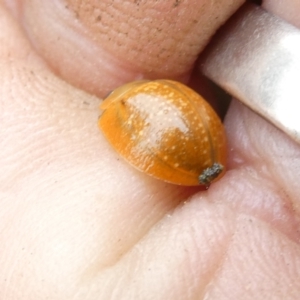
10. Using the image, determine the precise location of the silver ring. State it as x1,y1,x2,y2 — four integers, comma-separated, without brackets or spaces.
200,3,300,144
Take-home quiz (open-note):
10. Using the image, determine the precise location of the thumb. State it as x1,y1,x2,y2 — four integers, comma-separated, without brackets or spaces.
18,0,244,96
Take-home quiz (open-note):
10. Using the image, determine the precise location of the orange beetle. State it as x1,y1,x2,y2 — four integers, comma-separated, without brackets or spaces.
99,80,227,186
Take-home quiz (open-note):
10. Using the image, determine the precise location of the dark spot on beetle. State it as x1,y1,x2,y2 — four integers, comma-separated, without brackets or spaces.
199,163,224,186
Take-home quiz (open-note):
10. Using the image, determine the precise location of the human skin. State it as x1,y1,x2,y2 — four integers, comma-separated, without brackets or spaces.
0,0,300,299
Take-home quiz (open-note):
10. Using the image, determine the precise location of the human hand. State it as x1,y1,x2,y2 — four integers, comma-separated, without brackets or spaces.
1,0,300,299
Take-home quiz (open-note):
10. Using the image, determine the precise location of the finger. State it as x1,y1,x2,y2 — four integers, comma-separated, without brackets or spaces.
186,0,300,297
15,0,244,96
204,0,300,296
263,0,300,27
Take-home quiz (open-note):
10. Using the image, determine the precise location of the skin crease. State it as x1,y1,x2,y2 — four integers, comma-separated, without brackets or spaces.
0,0,300,299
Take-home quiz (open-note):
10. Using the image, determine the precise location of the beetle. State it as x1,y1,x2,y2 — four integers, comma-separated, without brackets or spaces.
99,79,227,186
